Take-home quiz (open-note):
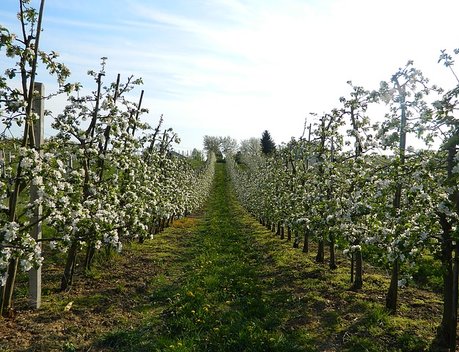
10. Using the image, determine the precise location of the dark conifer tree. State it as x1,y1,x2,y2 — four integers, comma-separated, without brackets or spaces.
260,130,276,155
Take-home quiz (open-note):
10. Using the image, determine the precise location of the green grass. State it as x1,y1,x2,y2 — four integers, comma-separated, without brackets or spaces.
99,164,313,351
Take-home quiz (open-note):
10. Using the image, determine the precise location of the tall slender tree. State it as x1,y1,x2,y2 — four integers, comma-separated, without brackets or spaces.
0,0,73,316
261,130,276,155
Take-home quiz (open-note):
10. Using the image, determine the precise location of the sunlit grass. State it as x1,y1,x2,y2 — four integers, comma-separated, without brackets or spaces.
99,164,313,351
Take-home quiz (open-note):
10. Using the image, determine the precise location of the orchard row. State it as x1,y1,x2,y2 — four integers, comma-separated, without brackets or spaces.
0,1,215,317
228,56,459,350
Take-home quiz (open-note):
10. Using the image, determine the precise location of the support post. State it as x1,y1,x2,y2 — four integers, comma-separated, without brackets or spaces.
29,82,44,309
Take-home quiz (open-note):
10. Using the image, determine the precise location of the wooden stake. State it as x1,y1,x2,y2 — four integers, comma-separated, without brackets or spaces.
29,82,44,309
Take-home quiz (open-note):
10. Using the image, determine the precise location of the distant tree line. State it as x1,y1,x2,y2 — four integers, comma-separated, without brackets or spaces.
203,130,276,163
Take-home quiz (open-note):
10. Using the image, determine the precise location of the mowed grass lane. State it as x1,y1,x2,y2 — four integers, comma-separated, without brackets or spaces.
100,163,310,351
100,163,438,352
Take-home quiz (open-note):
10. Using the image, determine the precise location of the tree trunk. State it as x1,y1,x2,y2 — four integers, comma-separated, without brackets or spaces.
154,221,160,234
293,229,299,248
386,78,406,313
450,242,459,351
1,258,19,317
352,248,363,290
84,243,96,271
316,239,324,263
329,233,337,270
386,258,399,313
61,240,78,291
350,253,355,283
0,0,46,316
280,224,285,240
302,228,309,253
438,235,456,350
150,218,159,235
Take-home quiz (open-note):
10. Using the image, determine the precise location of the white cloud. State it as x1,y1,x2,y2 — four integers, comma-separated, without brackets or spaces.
2,0,459,151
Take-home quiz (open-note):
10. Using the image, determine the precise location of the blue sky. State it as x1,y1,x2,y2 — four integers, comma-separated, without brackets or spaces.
1,0,459,151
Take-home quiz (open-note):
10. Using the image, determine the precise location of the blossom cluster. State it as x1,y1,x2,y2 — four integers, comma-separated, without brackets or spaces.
228,74,456,287
0,75,215,289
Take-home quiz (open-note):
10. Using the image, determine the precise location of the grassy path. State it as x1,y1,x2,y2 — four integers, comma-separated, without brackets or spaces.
100,163,310,351
97,163,442,352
